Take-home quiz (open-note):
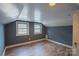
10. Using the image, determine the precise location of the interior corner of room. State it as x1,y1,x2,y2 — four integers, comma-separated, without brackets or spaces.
0,3,79,56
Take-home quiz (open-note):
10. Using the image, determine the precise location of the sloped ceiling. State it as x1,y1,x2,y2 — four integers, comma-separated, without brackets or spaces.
0,3,79,26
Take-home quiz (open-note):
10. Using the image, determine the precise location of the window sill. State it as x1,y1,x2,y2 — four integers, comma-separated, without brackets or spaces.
34,33,42,35
16,34,29,36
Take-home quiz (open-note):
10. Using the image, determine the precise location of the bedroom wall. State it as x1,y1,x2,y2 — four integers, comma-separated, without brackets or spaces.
47,26,72,46
0,24,4,55
5,20,46,46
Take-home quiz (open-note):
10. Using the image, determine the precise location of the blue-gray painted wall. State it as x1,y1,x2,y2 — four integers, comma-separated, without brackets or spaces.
0,24,4,55
47,26,72,46
5,21,46,46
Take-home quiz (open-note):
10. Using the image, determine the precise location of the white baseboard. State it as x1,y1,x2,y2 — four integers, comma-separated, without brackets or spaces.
48,39,72,48
5,38,72,56
5,38,72,49
2,48,6,56
6,38,47,49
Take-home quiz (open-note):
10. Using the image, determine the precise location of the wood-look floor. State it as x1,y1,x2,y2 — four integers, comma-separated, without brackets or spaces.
5,40,72,56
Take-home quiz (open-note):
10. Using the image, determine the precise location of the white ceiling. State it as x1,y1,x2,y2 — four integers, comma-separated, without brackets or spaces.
0,3,79,26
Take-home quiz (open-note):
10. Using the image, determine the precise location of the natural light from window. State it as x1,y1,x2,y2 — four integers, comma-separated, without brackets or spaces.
34,23,42,34
18,5,29,20
16,22,29,36
34,8,41,22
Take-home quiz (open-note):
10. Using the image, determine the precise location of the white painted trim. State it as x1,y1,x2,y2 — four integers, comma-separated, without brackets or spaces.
48,39,72,48
6,38,46,49
5,38,72,53
16,21,29,36
2,48,6,56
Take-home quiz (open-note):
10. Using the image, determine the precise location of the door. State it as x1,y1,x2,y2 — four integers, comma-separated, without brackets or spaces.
73,13,79,55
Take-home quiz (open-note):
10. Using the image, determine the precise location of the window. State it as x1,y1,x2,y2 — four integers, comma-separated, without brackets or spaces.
16,22,29,36
34,23,42,34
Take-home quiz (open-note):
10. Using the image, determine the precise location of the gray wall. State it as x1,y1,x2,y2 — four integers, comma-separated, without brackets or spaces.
5,20,46,46
0,24,4,55
47,26,72,46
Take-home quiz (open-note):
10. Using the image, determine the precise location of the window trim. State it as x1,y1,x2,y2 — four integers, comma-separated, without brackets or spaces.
34,23,42,34
16,21,29,36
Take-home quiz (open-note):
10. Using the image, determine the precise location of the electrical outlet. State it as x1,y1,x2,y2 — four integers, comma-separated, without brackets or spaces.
29,38,31,40
46,35,48,39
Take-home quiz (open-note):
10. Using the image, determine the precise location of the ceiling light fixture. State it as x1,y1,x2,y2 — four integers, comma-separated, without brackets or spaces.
49,3,56,7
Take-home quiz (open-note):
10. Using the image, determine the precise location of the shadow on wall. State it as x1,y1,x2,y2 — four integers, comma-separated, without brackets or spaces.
47,26,72,46
0,24,4,55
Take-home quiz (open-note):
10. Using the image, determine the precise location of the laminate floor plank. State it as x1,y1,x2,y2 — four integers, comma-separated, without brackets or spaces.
5,40,72,56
